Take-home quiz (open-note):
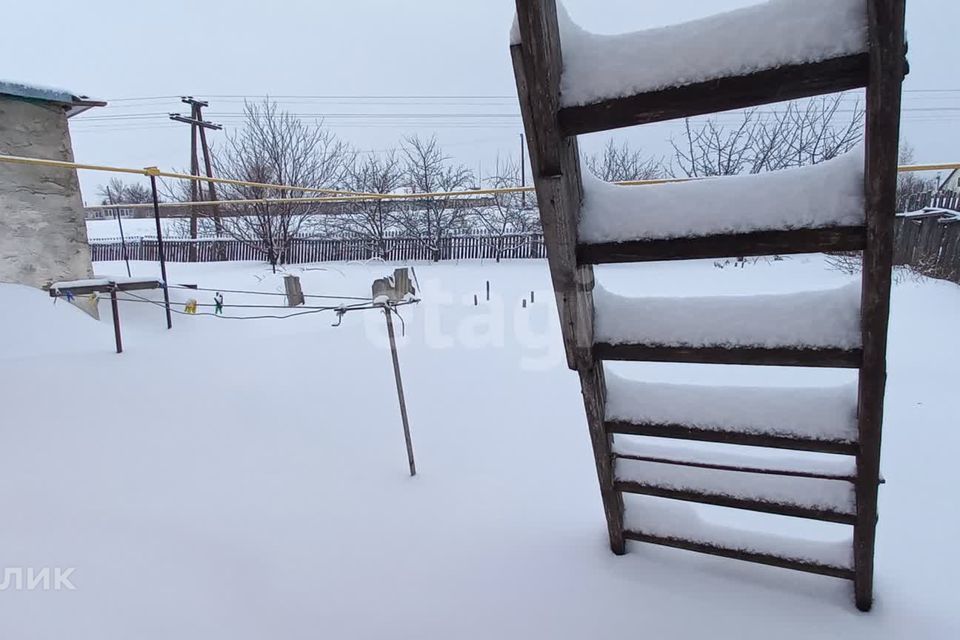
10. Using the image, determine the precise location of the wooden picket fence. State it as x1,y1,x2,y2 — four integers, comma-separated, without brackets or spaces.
90,233,547,264
90,219,960,286
894,212,960,284
897,190,960,215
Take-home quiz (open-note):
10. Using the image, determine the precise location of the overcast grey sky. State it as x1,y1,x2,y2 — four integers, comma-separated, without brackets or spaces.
3,0,957,200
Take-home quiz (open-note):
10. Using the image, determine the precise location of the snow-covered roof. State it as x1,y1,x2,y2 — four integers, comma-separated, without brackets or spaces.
0,79,106,118
938,168,959,191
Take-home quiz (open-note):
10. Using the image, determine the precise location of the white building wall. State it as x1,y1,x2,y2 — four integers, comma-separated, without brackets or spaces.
0,96,93,288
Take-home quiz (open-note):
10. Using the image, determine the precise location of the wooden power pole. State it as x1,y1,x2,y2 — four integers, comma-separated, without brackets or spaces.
169,98,224,259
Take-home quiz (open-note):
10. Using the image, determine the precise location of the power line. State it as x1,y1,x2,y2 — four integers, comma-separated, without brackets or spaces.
102,89,960,102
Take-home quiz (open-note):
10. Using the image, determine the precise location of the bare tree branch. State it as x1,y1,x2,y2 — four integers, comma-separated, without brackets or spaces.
671,95,865,177
211,99,349,270
398,135,474,261
585,140,664,182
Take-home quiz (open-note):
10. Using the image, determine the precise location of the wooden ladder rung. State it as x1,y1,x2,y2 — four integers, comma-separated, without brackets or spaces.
614,453,856,482
558,54,870,137
607,421,858,455
577,226,866,265
623,530,855,580
594,343,863,368
616,480,856,524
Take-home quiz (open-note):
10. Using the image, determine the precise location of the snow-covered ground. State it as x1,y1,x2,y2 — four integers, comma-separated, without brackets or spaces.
1,256,958,638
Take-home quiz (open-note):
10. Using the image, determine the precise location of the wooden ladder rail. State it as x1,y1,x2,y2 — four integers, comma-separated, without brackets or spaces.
856,0,907,613
511,0,907,612
511,0,625,554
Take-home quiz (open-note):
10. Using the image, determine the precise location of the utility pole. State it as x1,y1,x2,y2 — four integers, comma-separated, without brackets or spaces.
520,133,526,208
169,98,224,258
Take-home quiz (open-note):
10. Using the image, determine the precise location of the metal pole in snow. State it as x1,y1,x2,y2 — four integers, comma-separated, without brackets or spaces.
110,287,123,354
384,305,416,476
149,173,173,329
115,208,131,277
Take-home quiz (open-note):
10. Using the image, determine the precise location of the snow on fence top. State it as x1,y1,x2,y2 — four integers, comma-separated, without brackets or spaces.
605,373,859,442
593,281,863,350
579,148,865,244
552,0,868,107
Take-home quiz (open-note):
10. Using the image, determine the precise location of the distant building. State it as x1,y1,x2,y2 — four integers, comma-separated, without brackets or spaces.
938,168,960,193
0,80,105,288
84,206,138,220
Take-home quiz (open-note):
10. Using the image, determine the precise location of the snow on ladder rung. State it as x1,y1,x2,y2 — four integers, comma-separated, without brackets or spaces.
622,494,854,579
593,283,863,359
578,149,865,249
604,374,859,447
616,457,856,524
608,421,859,455
577,226,866,266
612,437,857,482
544,0,870,135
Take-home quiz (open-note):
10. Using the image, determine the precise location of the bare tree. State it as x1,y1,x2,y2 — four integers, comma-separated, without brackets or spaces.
330,151,405,260
586,140,663,182
213,99,349,270
471,158,540,262
399,135,474,261
896,143,939,211
671,95,864,177
98,178,153,205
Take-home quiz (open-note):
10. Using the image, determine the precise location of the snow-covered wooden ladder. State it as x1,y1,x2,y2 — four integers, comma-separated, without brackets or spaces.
511,0,906,611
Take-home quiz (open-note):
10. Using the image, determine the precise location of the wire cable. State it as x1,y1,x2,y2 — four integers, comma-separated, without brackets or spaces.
107,290,417,321
166,284,370,301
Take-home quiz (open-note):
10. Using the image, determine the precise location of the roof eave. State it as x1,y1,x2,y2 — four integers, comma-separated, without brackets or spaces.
66,99,108,119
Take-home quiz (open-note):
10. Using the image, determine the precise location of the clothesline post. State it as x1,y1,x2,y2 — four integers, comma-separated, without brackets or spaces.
110,287,123,354
148,170,173,329
384,305,416,477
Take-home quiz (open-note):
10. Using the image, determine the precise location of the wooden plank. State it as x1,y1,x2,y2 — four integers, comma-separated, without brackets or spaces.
114,280,166,293
623,530,855,580
513,0,564,175
577,226,866,265
607,421,859,455
614,453,857,482
616,480,856,524
559,54,870,136
854,0,907,613
580,364,626,554
512,40,572,368
512,45,592,370
48,280,164,297
514,0,624,554
594,343,863,368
